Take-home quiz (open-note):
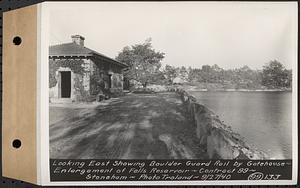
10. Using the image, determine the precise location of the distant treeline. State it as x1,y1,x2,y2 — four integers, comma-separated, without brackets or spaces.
116,39,292,90
161,60,292,90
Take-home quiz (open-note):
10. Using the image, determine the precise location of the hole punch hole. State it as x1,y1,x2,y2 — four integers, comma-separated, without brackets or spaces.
13,36,22,45
12,139,21,149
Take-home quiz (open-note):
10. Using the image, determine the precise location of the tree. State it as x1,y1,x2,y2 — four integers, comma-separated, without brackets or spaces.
262,60,290,88
188,68,202,83
285,69,292,88
163,64,177,84
116,38,165,88
201,65,212,83
178,66,189,81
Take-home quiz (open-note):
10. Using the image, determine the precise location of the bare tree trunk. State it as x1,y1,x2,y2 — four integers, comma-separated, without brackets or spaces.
142,82,147,88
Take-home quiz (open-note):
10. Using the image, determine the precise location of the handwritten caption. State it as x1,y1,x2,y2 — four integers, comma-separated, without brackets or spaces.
50,159,292,181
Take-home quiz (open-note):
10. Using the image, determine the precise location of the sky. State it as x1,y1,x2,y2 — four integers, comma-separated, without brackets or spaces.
48,2,297,70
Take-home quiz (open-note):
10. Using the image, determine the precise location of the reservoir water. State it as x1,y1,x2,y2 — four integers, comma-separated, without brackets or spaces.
189,91,292,159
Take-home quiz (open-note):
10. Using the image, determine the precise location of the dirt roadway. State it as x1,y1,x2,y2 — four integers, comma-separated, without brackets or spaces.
50,93,206,159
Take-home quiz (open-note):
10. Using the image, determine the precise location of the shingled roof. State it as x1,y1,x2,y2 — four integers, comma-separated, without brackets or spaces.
49,42,127,68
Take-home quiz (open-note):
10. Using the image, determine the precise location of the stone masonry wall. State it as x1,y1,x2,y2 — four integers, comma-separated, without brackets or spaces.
172,87,268,160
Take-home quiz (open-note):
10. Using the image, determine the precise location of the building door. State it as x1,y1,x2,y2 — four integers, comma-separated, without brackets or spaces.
60,71,71,98
108,74,112,89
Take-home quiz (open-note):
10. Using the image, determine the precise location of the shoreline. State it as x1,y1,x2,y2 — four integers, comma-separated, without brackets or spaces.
187,89,292,92
177,84,292,92
184,88,292,92
144,84,292,93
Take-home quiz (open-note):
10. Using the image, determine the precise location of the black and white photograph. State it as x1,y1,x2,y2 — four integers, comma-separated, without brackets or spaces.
41,3,298,184
48,2,296,162
44,2,298,185
0,1,297,186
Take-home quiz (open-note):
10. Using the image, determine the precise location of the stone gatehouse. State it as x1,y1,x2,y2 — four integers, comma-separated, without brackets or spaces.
49,35,128,102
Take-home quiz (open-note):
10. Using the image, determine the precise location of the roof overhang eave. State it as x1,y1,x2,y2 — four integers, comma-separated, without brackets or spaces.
92,53,128,68
49,54,92,58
